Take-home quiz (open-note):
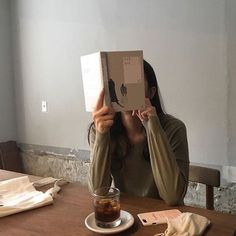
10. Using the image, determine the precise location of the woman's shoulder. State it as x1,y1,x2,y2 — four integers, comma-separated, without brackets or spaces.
159,114,186,131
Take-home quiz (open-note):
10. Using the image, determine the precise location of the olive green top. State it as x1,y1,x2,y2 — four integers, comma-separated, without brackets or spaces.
88,114,189,205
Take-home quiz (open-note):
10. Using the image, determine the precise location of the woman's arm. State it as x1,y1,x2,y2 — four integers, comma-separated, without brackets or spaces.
144,115,189,205
88,125,112,192
136,99,189,205
87,89,115,193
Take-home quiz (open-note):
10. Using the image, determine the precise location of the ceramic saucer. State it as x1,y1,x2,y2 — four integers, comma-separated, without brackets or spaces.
85,210,134,234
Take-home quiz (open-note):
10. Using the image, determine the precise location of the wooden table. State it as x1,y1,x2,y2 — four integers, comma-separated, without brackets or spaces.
0,170,235,236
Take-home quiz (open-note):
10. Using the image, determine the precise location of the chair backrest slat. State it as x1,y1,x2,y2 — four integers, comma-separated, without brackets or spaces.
189,165,220,210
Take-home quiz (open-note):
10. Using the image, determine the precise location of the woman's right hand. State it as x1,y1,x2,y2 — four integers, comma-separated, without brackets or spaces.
92,89,115,134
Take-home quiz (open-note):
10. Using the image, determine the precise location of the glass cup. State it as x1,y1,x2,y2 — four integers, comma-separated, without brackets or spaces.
93,187,121,228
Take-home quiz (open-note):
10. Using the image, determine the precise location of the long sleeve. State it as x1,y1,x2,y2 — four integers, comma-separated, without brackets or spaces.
143,115,189,205
88,125,112,193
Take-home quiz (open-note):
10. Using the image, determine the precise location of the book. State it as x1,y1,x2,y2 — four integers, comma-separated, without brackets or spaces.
80,50,145,112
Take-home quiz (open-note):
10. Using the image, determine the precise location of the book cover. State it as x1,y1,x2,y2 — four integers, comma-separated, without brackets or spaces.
80,50,145,112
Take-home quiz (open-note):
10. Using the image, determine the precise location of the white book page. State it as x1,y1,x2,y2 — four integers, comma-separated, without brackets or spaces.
81,53,103,112
123,56,142,84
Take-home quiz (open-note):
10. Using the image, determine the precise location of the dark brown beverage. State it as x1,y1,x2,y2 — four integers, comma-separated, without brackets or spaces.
93,187,121,228
94,199,120,222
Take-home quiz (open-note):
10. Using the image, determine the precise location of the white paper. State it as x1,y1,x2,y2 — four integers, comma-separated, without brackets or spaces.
123,56,142,84
81,52,103,112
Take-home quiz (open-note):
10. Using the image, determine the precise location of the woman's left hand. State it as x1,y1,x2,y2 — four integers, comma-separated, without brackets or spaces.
134,98,157,122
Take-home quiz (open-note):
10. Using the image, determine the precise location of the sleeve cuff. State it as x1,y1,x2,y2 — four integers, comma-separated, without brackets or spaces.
143,115,160,130
95,130,110,144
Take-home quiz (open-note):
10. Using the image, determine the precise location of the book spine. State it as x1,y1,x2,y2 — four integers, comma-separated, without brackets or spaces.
100,52,110,106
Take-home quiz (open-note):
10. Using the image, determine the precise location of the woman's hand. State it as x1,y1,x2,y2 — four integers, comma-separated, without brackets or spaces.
92,89,115,134
134,98,157,122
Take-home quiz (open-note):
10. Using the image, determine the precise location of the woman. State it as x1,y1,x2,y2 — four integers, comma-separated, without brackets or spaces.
88,60,189,206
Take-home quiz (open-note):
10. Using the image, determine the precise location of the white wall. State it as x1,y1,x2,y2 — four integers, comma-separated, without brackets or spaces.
11,0,230,167
0,0,16,142
226,0,236,166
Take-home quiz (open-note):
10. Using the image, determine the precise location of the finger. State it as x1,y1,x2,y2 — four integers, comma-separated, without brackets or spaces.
138,109,148,121
93,113,114,125
93,108,114,122
142,113,148,120
93,106,110,118
103,120,114,127
135,110,144,122
101,114,115,121
108,106,115,116
138,110,142,117
145,98,152,107
96,118,114,127
94,89,105,111
141,110,149,118
97,120,114,133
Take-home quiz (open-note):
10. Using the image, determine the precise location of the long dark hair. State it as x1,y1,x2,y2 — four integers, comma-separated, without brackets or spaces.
143,60,165,116
88,60,165,162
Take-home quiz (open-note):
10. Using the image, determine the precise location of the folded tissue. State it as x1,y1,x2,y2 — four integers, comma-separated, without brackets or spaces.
0,175,66,217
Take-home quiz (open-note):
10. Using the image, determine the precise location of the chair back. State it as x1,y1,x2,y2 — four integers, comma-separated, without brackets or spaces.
189,165,220,210
0,141,23,173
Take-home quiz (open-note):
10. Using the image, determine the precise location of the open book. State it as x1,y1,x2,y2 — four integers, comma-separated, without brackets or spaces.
80,50,145,112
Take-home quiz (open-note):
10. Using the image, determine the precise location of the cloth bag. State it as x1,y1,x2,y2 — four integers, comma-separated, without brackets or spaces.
155,212,210,236
0,175,66,217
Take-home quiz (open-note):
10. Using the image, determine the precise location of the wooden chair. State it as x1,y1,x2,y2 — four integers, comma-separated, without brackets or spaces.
189,165,220,210
0,141,24,173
